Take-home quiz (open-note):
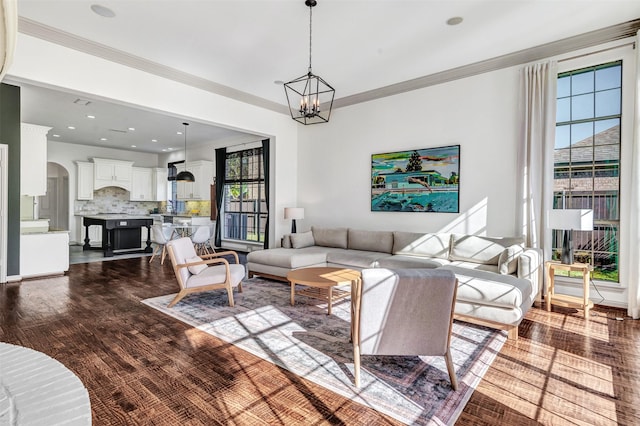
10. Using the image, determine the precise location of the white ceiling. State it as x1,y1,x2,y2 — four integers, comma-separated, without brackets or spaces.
10,0,640,153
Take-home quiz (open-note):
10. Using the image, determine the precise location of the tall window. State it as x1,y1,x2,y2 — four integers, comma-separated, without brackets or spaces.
223,147,266,243
554,61,621,282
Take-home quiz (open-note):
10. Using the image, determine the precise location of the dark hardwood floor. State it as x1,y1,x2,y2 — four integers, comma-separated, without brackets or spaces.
1,258,639,425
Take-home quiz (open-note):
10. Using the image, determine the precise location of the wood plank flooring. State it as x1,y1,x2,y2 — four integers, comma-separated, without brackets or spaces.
1,258,639,425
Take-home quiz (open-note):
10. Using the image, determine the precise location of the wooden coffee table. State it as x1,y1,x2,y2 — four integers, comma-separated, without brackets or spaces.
287,267,361,315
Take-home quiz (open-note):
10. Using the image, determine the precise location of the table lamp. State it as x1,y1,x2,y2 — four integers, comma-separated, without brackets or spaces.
284,207,304,233
547,209,593,265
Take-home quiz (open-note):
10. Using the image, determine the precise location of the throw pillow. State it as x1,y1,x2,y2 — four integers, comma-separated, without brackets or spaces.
498,245,525,275
187,256,208,275
290,231,315,249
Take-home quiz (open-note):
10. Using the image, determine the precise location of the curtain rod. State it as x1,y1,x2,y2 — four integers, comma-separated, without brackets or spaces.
558,41,635,63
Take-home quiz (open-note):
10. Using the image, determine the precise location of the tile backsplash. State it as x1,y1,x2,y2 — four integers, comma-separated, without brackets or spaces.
75,187,212,216
75,187,159,215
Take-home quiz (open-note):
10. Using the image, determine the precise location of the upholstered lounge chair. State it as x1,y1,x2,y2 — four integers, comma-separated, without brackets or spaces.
166,237,245,308
352,268,458,390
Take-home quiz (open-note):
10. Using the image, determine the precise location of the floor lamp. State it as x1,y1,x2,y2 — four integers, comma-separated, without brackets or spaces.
284,207,304,233
547,209,593,265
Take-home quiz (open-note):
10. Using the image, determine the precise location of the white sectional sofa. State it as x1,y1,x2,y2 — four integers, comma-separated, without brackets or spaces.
247,227,542,339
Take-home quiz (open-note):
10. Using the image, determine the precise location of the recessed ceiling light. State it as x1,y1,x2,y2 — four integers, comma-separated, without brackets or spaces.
151,139,158,142
91,4,115,18
446,16,463,26
87,115,95,119
67,126,76,130
177,131,183,135
131,145,136,148
100,137,107,141
128,127,135,131
53,134,60,138
167,148,173,151
161,149,167,152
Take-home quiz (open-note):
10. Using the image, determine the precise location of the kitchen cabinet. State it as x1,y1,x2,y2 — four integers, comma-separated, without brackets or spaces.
176,160,214,200
93,158,133,191
20,123,52,196
76,161,94,200
153,168,168,201
20,231,69,278
130,167,153,201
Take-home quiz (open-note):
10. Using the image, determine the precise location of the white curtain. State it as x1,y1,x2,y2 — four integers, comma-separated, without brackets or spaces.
627,31,640,319
516,61,557,258
0,0,18,82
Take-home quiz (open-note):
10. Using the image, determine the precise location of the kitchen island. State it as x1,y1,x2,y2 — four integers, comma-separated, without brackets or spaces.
83,215,153,257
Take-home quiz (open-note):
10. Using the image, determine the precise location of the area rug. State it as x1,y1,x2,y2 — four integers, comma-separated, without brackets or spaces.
142,277,506,425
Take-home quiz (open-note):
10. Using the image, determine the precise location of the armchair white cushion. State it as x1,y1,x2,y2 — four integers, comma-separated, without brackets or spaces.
166,237,245,308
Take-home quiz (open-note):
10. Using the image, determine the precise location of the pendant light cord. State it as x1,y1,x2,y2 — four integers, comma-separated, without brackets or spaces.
308,4,313,74
183,122,189,166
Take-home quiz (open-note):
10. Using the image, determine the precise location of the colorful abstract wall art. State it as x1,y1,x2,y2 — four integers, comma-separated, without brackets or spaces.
371,145,460,213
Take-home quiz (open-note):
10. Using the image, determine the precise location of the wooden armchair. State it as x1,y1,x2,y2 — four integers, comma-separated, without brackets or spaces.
166,237,245,308
352,268,459,390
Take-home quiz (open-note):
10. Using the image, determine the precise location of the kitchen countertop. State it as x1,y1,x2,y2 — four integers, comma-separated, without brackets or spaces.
82,214,154,220
20,229,70,235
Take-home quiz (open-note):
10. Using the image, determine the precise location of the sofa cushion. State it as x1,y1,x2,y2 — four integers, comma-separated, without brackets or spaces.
348,229,393,253
449,234,524,265
376,254,447,269
439,265,532,309
312,227,348,248
499,244,525,275
448,261,500,273
290,231,315,248
326,250,388,268
247,247,328,269
393,232,451,259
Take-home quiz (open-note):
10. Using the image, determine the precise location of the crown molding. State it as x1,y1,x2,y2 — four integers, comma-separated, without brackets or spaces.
334,18,640,109
18,16,640,114
17,17,289,115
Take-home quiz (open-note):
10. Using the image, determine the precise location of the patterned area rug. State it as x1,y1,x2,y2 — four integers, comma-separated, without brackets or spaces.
142,277,505,425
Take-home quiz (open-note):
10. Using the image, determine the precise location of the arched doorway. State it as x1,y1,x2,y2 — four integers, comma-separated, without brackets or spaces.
38,162,69,231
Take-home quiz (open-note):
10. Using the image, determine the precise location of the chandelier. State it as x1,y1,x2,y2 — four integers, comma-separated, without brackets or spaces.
284,0,335,125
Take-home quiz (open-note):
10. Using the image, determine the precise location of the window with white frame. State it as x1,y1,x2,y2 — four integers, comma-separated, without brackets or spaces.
554,60,622,282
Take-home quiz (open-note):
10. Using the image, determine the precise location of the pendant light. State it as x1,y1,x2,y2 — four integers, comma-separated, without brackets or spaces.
176,122,195,182
284,0,335,125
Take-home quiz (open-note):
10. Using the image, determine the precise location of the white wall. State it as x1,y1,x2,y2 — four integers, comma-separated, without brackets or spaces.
9,34,300,246
297,66,521,237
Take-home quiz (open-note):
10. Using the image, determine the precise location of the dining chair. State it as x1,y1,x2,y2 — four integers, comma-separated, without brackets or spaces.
352,268,459,390
149,224,175,264
191,225,211,255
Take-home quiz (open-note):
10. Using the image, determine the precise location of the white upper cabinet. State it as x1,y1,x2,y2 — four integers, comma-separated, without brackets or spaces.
175,160,214,200
20,123,52,196
76,161,94,200
93,158,133,191
153,168,168,202
130,167,153,201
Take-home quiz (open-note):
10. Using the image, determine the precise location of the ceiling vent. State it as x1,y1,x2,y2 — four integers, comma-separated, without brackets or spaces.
108,128,128,133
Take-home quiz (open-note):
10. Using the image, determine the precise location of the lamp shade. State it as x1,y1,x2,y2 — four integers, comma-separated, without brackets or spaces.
284,207,304,220
176,170,195,182
547,209,593,231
